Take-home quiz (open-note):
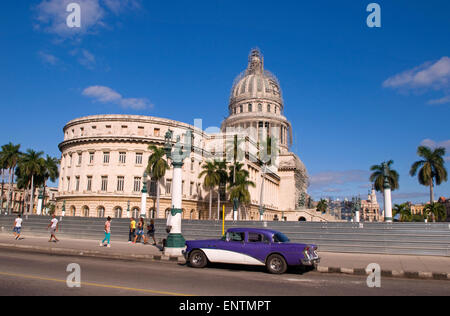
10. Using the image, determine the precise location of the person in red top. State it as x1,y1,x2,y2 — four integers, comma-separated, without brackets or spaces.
100,217,112,248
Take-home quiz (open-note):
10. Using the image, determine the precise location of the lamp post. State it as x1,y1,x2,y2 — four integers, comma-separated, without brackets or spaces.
163,129,192,256
141,172,148,218
37,186,44,216
382,162,393,223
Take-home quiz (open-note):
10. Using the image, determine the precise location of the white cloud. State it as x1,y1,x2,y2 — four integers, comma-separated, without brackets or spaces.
310,170,369,188
34,0,141,38
38,51,60,65
82,86,152,110
428,95,450,105
383,57,450,90
383,57,450,105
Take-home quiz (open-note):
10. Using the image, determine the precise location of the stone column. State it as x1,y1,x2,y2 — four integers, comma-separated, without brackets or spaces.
165,162,185,256
37,187,44,216
140,173,148,218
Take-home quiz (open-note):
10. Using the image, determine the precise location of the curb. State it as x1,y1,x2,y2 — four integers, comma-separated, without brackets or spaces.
315,266,450,281
0,243,187,265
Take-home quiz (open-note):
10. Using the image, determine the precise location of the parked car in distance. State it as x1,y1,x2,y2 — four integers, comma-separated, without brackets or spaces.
184,228,320,274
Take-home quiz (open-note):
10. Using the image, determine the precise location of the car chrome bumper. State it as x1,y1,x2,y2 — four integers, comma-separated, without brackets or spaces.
301,257,320,266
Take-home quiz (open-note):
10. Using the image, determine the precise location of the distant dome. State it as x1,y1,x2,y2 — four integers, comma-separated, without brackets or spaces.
230,49,283,104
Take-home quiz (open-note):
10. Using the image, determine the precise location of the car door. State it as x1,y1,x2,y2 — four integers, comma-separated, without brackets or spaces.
244,232,272,265
204,231,247,265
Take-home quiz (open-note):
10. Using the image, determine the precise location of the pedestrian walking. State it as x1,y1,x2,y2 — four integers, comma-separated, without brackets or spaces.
100,217,112,248
128,217,136,243
13,215,23,240
144,219,157,245
133,217,145,244
48,214,59,242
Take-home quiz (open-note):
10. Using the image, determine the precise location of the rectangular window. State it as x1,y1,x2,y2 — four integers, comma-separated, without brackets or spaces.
248,104,253,112
69,154,72,167
78,153,82,165
190,182,194,196
166,179,172,194
103,152,110,164
75,176,80,192
134,177,141,192
117,176,125,192
101,176,108,192
119,152,126,164
67,177,70,191
190,158,194,171
138,126,144,136
135,153,143,165
154,128,160,137
87,176,92,191
89,152,95,164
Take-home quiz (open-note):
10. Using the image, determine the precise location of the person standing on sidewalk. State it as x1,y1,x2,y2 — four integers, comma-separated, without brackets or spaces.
144,219,156,245
133,217,145,244
100,217,112,248
128,217,136,243
13,215,23,240
47,214,59,242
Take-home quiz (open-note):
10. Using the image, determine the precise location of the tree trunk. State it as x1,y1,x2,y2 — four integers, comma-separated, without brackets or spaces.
156,179,160,219
6,168,12,215
29,175,35,215
429,178,434,205
209,189,212,220
217,189,220,221
0,174,4,213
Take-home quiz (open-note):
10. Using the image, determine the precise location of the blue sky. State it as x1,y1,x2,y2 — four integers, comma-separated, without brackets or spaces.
0,0,449,203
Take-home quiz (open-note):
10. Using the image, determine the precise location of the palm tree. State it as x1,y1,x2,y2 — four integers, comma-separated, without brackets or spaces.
0,149,7,212
199,161,220,220
370,160,400,193
316,199,328,214
410,146,448,205
41,155,60,207
1,143,21,214
393,203,412,222
423,202,446,223
228,168,255,221
17,149,45,214
214,160,228,220
226,134,245,184
146,145,170,219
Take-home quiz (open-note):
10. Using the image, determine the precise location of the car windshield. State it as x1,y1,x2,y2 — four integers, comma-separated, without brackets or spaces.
273,232,290,243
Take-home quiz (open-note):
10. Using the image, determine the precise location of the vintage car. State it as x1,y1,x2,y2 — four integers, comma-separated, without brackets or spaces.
183,228,320,274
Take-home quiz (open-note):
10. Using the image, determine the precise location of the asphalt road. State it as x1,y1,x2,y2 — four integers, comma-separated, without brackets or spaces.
0,248,448,296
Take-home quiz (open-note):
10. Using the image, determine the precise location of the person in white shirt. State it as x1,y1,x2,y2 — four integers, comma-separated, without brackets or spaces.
47,214,59,242
13,215,23,240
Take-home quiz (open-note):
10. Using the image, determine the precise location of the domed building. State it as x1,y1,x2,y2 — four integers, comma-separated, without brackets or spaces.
55,49,314,221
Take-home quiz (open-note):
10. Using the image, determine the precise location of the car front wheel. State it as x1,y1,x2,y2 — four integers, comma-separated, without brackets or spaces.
189,250,208,268
266,254,287,274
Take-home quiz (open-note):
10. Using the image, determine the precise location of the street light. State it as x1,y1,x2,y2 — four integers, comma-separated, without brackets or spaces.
163,129,192,256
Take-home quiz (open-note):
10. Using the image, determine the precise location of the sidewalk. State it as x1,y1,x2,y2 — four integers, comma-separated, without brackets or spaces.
0,233,448,280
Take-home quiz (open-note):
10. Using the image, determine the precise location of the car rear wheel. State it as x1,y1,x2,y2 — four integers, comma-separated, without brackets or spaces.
189,250,208,268
266,254,287,274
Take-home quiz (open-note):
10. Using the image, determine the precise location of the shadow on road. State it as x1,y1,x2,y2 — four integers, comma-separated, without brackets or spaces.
186,262,316,275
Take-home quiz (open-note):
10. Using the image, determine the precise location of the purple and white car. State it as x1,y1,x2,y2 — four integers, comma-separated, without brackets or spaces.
184,228,320,274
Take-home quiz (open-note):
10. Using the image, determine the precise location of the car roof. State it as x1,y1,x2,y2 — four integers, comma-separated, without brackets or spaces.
227,228,281,235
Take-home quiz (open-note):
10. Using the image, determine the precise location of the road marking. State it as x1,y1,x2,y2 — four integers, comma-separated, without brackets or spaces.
0,271,193,296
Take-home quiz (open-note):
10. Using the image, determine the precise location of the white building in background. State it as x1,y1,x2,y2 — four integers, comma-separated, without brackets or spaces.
56,49,320,221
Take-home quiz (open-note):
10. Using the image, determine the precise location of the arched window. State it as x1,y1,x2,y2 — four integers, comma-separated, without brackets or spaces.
114,207,123,218
132,208,140,219
82,206,90,217
258,103,262,112
70,206,76,217
299,217,307,222
248,104,252,112
165,208,171,218
149,208,156,219
97,207,105,218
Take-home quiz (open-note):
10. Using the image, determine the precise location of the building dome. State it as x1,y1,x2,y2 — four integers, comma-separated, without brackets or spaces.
222,49,292,151
230,49,283,105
